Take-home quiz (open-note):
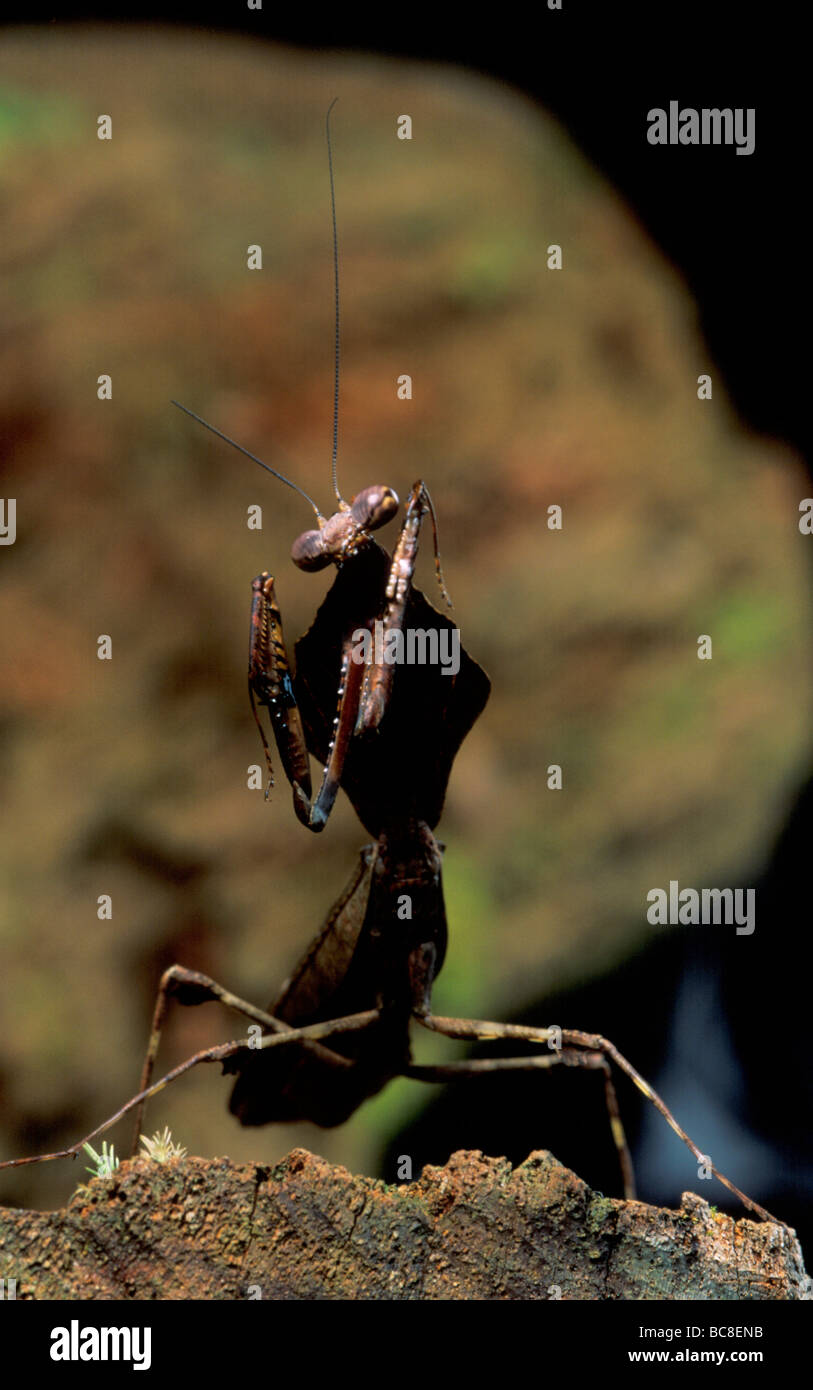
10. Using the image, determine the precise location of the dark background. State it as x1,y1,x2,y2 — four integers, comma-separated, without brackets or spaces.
4,2,805,472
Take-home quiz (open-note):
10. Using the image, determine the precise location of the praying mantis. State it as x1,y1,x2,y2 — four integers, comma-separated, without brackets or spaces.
0,103,782,1230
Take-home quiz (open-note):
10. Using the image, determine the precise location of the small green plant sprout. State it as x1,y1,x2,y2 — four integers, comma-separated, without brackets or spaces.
139,1127,187,1163
82,1140,120,1180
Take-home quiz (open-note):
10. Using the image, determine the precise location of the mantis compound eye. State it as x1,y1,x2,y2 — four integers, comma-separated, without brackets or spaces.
291,529,331,570
350,485,399,532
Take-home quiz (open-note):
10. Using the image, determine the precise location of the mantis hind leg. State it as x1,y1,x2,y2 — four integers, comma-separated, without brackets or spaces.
411,1011,781,1225
405,1050,635,1200
130,965,363,1153
0,1006,381,1175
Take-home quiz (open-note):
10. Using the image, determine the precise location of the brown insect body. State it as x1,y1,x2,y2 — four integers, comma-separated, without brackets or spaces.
228,535,490,1125
294,539,489,837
